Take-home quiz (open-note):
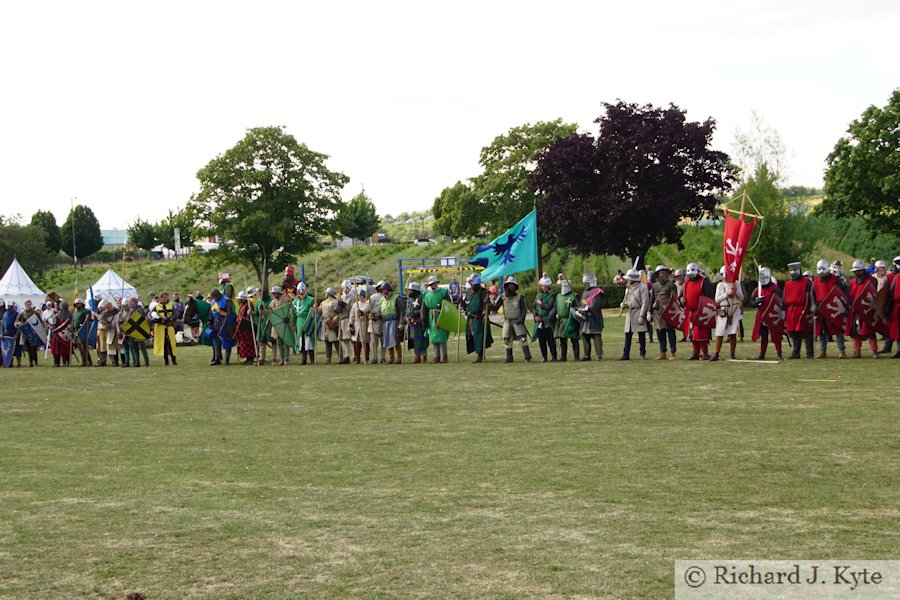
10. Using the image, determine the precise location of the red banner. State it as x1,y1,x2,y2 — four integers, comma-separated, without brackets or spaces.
723,212,758,283
661,296,685,329
815,286,849,334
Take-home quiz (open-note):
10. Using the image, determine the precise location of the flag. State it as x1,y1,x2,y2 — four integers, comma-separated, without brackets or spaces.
122,311,152,341
723,212,758,283
469,209,538,283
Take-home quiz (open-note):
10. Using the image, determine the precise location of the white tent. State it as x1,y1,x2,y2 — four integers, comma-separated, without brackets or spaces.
91,269,138,305
0,257,46,309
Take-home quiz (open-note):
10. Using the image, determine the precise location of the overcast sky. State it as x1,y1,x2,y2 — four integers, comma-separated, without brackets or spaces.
1,1,896,230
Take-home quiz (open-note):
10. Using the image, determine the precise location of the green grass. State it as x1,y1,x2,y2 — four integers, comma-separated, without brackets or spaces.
1,315,897,598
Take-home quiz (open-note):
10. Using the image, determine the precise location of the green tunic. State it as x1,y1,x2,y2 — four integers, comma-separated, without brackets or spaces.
292,295,315,346
422,287,450,344
254,297,273,343
464,288,493,354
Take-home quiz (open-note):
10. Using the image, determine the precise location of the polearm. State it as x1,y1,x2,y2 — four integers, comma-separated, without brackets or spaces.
314,257,319,366
618,256,640,317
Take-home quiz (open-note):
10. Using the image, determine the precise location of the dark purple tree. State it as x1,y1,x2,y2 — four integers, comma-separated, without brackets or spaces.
531,101,737,267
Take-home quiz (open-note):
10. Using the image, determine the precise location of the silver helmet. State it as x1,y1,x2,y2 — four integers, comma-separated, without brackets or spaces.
830,262,842,276
582,273,597,287
759,267,772,286
851,259,866,273
561,280,572,295
685,263,699,278
816,259,829,274
624,268,641,282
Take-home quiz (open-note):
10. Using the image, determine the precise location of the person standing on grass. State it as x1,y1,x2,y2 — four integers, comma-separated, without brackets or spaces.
151,292,177,366
494,276,532,363
847,260,880,359
96,300,122,367
784,262,814,359
650,265,678,360
554,279,580,362
379,282,405,364
463,275,493,363
710,266,744,361
888,259,900,358
532,276,558,362
872,260,894,355
368,281,385,364
208,288,236,366
574,274,604,361
269,286,292,366
293,282,316,366
421,276,450,363
620,268,650,360
681,263,714,361
318,287,341,365
405,282,428,364
749,267,784,361
811,259,848,359
349,287,371,364
337,280,355,365
50,301,73,367
448,275,461,305
71,299,93,367
234,291,257,365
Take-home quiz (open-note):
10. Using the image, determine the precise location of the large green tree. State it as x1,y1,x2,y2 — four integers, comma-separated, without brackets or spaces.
188,126,348,290
473,119,578,234
127,217,158,253
0,215,55,277
432,181,484,238
740,164,817,270
336,189,380,243
820,89,899,235
29,210,62,255
155,208,195,253
61,205,104,265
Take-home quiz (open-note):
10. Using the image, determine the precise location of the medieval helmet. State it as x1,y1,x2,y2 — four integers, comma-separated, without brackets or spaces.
74,298,84,306
674,268,685,277
357,287,367,297
561,280,572,295
237,291,249,301
788,262,802,279
375,280,385,291
504,276,518,288
341,279,352,290
284,265,294,277
407,281,421,293
426,275,439,287
759,267,772,286
654,265,670,274
582,273,597,287
685,263,699,278
874,260,886,269
539,276,553,287
625,268,641,282
381,282,393,292
270,286,283,295
297,281,307,293
816,259,829,274
851,259,866,273
325,287,337,297
830,261,842,276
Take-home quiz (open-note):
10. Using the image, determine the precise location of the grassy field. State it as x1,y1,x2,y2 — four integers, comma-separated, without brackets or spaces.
1,315,897,599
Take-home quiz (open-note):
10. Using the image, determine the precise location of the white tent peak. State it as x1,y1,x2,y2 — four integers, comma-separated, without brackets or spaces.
0,257,46,308
91,269,138,305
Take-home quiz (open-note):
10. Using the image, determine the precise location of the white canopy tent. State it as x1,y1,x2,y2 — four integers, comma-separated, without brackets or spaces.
91,269,138,305
0,257,46,308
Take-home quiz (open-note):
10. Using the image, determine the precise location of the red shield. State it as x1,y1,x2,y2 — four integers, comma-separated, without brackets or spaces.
661,296,685,329
852,284,891,338
693,295,718,329
760,293,785,333
816,287,848,334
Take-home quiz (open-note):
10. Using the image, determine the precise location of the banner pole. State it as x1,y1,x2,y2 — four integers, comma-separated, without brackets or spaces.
456,261,462,363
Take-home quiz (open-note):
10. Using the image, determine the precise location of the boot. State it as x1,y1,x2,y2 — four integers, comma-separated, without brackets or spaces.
838,351,846,359
395,347,403,363
522,346,532,363
892,350,900,359
572,345,580,361
668,351,677,361
560,346,567,362
656,352,666,360
387,348,395,364
413,355,421,364
504,348,513,363
550,354,557,362
301,352,307,365
308,351,315,365
473,353,483,363
850,350,861,359
441,355,448,363
111,354,119,367
816,351,827,359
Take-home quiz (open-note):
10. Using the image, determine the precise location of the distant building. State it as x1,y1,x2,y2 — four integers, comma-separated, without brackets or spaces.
101,228,128,249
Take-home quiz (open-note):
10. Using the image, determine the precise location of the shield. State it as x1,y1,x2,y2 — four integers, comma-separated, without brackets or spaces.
851,283,891,338
1,336,15,367
436,300,463,335
760,293,785,332
76,319,98,347
18,321,47,348
661,296,686,329
121,311,152,341
693,296,718,329
268,303,296,350
816,286,848,334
